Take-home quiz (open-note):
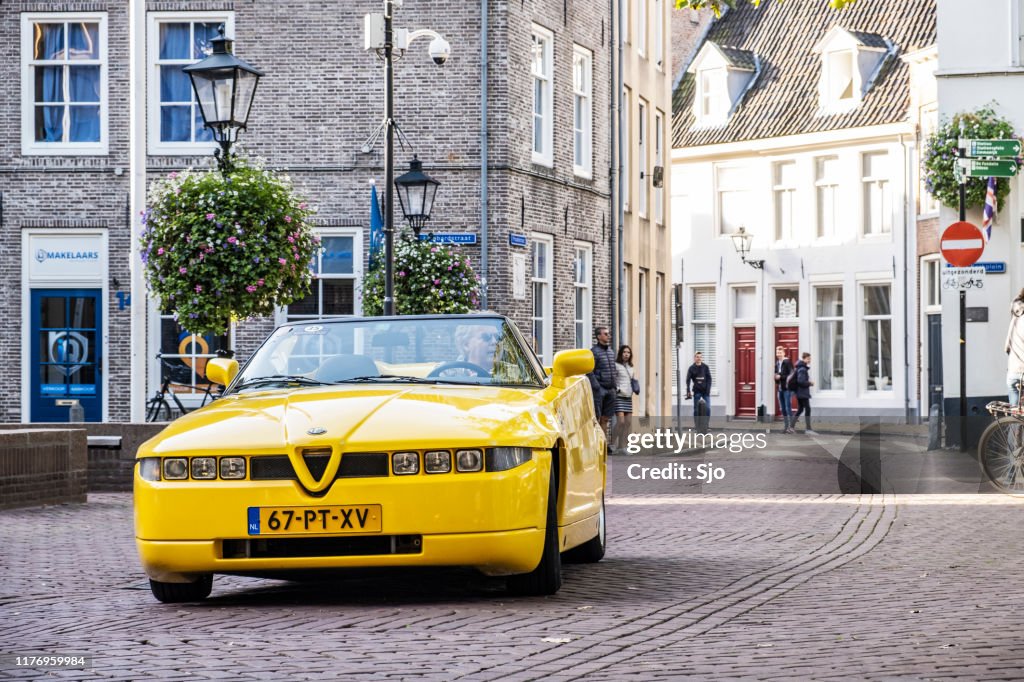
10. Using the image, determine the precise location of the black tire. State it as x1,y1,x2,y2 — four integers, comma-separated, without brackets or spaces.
978,417,1024,494
149,575,213,603
563,492,606,563
146,398,171,423
507,458,562,596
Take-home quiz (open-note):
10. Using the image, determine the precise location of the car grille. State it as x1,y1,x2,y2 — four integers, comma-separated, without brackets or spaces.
250,453,389,481
222,535,422,559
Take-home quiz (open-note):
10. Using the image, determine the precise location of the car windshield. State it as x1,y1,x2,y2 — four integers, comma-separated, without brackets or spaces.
233,317,546,391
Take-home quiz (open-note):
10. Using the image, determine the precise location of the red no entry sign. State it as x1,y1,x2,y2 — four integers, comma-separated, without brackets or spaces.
941,221,985,267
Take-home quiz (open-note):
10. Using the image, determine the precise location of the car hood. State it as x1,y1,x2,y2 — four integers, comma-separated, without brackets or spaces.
143,384,562,455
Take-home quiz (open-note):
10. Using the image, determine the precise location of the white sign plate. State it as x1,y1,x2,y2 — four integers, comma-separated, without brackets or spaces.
29,234,105,282
512,253,527,300
941,266,985,290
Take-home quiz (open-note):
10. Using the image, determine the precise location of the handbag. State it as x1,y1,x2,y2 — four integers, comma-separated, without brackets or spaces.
631,378,640,395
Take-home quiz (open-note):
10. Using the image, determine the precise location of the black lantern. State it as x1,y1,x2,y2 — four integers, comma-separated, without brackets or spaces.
183,26,264,170
730,226,765,269
394,155,441,236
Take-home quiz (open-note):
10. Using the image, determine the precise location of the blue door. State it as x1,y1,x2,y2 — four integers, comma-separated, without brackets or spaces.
30,289,102,422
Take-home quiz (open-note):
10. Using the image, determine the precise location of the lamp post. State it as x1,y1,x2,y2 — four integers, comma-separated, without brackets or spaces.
183,25,264,173
730,226,765,269
364,2,450,315
395,155,440,237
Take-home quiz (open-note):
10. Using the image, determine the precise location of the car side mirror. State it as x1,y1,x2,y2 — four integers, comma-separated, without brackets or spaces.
550,349,594,387
205,357,239,387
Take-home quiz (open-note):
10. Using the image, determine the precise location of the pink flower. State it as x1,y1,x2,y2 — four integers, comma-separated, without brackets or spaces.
157,247,165,255
179,267,187,274
279,258,287,265
433,278,441,285
206,213,215,221
227,236,237,244
399,271,406,277
294,253,300,260
298,202,308,210
246,285,257,293
168,171,178,179
287,235,295,243
257,278,264,286
195,285,203,293
284,215,292,223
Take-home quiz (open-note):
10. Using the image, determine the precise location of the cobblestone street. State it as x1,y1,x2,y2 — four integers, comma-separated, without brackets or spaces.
3,453,1024,680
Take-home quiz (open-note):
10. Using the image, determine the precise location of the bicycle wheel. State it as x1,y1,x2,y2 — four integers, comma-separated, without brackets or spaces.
978,416,1024,494
146,397,172,422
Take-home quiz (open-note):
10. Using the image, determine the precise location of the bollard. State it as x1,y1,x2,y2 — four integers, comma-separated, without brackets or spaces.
927,403,941,451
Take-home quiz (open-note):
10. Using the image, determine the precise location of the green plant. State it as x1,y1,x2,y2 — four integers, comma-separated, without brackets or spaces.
922,107,1017,211
140,157,319,335
362,236,481,316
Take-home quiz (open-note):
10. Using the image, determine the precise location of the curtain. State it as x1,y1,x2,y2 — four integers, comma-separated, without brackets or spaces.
816,287,843,390
159,23,192,142
38,24,64,141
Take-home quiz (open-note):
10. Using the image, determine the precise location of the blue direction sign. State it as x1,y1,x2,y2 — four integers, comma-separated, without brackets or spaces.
509,233,528,247
419,233,478,245
946,261,1005,273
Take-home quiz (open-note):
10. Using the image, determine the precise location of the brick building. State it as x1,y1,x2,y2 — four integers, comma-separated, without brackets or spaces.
1,0,618,422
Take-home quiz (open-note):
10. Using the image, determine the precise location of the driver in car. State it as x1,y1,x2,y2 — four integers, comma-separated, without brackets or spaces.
457,325,500,370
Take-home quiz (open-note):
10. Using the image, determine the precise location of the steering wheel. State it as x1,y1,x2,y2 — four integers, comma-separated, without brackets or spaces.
427,361,491,378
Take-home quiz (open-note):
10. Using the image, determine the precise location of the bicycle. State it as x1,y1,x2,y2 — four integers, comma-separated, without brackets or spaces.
978,375,1024,493
145,355,220,422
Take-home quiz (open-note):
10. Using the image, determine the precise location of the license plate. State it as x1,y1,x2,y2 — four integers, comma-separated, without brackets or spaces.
247,505,382,535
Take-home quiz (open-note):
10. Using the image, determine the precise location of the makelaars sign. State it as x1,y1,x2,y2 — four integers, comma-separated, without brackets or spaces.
940,221,985,268
29,234,105,281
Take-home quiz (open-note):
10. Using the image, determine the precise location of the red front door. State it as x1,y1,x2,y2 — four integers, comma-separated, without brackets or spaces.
735,327,756,418
774,327,799,419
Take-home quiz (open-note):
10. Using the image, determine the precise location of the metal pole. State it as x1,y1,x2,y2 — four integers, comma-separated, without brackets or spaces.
479,0,489,310
383,0,395,316
958,143,967,450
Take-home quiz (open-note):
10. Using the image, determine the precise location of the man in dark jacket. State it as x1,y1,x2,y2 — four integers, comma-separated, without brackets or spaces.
788,352,817,435
774,346,795,433
589,326,617,435
685,352,712,416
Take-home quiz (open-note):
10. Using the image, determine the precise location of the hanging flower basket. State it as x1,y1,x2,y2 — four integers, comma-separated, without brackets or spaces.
140,157,320,336
362,236,481,316
922,106,1017,211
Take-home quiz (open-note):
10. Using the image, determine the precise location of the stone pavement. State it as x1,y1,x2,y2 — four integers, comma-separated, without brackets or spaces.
2,458,1024,680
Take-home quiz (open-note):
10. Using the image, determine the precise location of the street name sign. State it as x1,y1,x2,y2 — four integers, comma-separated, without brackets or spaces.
959,138,1022,157
957,158,1019,177
419,233,478,245
940,221,985,267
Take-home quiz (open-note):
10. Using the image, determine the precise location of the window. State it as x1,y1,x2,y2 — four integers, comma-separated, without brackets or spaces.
692,288,717,377
773,161,797,241
734,287,756,320
924,258,941,310
824,50,855,105
157,319,229,404
774,287,799,320
716,165,750,235
654,110,665,224
699,68,727,122
573,243,592,349
862,152,892,235
21,13,108,154
573,46,593,178
653,0,664,69
814,286,844,390
815,155,841,238
637,0,647,57
638,98,648,218
531,25,554,166
531,234,554,364
863,284,892,391
623,87,632,211
148,13,233,154
285,232,361,321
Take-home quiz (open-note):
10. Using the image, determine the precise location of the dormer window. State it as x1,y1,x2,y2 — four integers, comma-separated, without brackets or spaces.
813,27,892,113
687,42,758,127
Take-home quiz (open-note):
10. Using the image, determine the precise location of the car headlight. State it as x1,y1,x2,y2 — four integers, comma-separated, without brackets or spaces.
487,447,533,472
191,457,217,480
163,457,188,480
138,457,161,482
392,452,419,475
424,450,451,474
220,457,246,480
455,449,483,472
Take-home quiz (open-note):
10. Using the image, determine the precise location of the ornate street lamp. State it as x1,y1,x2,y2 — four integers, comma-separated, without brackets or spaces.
730,226,765,269
183,26,264,172
394,155,440,237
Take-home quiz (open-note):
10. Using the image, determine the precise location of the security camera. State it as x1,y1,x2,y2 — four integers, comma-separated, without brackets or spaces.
429,36,451,66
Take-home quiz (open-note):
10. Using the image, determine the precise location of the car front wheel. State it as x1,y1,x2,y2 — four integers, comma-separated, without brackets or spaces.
507,462,561,596
149,574,213,603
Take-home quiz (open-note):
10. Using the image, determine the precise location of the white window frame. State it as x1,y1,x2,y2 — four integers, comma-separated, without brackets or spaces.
654,110,665,224
21,12,109,155
773,160,797,242
148,11,234,156
698,67,727,125
715,164,750,236
815,155,841,239
281,228,363,323
623,86,632,212
691,287,717,395
573,242,593,349
923,256,941,312
862,151,892,236
531,233,554,365
653,0,664,70
821,49,858,111
637,0,647,58
813,285,844,392
531,24,554,167
861,282,893,393
572,45,593,179
638,98,648,218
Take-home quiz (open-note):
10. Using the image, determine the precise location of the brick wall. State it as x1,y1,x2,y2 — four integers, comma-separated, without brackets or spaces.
0,429,88,509
670,5,715,84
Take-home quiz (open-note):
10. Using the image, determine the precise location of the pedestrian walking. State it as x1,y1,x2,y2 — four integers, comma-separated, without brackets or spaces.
588,326,617,439
789,352,817,435
774,346,795,433
1005,288,1024,408
685,352,712,418
613,345,636,452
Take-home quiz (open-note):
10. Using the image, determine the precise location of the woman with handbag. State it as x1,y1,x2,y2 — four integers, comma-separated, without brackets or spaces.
614,345,637,453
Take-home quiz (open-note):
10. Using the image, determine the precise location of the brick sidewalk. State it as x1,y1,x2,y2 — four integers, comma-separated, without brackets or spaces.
2,479,1023,679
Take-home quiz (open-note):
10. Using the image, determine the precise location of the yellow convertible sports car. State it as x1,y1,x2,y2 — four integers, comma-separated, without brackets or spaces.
135,314,606,602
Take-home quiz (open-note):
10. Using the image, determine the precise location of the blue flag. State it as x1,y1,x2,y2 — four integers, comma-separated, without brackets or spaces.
369,184,384,269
